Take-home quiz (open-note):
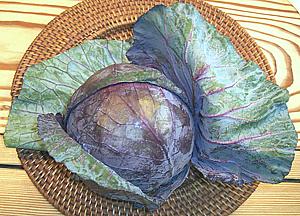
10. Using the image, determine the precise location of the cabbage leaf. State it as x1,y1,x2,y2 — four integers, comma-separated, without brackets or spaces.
4,39,131,150
126,3,298,184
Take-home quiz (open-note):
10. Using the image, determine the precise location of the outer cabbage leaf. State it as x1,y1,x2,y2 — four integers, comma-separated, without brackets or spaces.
37,113,159,210
4,39,131,150
126,3,298,184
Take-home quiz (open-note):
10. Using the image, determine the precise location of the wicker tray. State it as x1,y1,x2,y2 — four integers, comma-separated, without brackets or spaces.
11,0,274,215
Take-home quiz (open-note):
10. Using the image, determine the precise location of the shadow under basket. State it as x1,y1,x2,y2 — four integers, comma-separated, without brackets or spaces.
12,0,274,215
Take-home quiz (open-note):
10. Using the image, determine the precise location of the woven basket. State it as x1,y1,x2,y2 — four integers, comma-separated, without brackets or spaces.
11,0,274,215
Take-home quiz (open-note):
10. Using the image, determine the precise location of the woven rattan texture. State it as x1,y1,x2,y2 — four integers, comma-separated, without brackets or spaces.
17,149,258,216
12,0,273,215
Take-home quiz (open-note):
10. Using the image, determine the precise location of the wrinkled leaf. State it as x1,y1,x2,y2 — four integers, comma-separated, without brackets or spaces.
4,39,130,150
37,113,159,210
126,3,298,184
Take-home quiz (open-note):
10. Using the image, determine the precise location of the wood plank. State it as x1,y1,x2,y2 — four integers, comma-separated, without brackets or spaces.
286,150,300,179
0,2,68,15
0,168,300,215
0,70,13,134
207,0,300,18
232,182,300,215
0,0,77,7
0,70,14,87
0,27,44,66
0,136,20,165
0,168,61,215
289,0,300,13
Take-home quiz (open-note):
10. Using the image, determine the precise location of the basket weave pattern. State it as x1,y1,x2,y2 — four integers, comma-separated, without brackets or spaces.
12,0,273,215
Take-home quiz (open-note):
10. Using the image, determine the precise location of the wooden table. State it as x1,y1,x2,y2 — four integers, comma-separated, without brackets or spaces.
0,0,300,215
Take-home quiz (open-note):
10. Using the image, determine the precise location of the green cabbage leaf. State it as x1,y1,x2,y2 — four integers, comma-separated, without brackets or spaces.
126,3,298,184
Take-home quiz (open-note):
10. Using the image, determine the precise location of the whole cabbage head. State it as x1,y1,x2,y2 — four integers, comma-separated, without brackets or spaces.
65,77,194,195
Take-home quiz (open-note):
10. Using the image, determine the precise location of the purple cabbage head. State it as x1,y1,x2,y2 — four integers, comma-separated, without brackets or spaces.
65,80,194,195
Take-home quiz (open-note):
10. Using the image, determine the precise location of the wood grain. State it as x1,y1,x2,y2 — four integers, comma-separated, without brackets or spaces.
0,168,61,215
0,167,300,216
0,0,300,215
286,150,300,179
232,182,300,215
0,136,20,165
